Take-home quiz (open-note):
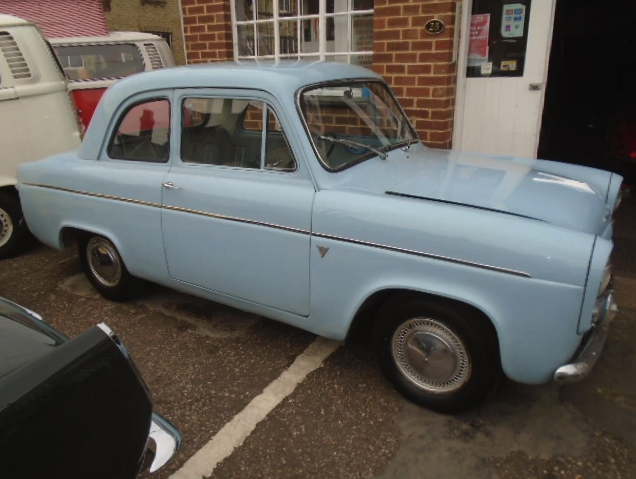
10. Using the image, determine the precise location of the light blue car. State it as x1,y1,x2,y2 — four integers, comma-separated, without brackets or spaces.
17,62,622,413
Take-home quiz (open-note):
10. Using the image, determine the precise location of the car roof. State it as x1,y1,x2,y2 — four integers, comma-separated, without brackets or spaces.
49,31,163,44
80,61,382,159
0,14,32,27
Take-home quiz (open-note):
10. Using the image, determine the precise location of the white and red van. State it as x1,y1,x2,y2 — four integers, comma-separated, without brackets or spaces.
50,32,176,130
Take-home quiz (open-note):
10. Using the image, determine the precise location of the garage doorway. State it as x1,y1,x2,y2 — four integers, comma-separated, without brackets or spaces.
538,0,636,185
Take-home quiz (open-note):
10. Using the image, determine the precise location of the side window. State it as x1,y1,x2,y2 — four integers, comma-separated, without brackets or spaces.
265,108,296,171
181,96,296,171
108,99,170,163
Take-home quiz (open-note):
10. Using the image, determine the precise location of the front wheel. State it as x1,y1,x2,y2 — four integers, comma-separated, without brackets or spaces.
79,234,142,301
373,295,502,414
0,192,29,260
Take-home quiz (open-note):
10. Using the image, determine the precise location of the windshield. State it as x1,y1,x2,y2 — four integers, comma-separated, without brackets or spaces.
299,81,418,170
53,44,145,80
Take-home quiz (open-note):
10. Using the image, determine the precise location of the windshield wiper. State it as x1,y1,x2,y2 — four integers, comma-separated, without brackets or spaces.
400,139,419,151
319,135,388,160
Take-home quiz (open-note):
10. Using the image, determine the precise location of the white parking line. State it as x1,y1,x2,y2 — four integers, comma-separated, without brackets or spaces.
170,337,342,479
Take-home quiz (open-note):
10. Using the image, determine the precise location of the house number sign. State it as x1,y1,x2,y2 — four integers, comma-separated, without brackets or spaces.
425,19,446,35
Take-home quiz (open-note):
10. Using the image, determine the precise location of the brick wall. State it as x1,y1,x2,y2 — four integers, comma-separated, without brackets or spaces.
372,0,458,149
180,0,233,64
104,0,187,65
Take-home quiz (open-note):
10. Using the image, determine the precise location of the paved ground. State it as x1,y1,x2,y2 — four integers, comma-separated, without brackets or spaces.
1,199,635,479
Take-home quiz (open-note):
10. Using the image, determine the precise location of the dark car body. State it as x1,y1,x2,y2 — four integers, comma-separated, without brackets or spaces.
0,297,180,478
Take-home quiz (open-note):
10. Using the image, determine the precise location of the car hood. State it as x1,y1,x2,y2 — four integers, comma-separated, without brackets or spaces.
336,143,612,235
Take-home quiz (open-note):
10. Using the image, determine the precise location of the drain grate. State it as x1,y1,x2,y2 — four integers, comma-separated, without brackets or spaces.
613,237,636,277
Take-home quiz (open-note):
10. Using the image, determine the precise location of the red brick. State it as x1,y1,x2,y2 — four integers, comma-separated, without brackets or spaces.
375,30,401,41
403,4,422,15
206,23,226,32
386,41,411,52
188,25,206,33
434,39,454,51
187,51,201,60
200,50,219,59
190,42,207,51
406,87,432,98
395,52,418,63
198,33,216,41
410,40,434,51
393,75,417,86
430,109,454,120
417,75,450,86
421,2,456,14
205,3,224,14
374,18,386,30
187,5,205,15
407,64,432,75
184,34,199,43
401,29,421,40
386,64,406,74
387,17,409,28
375,5,402,17
183,15,198,25
429,131,452,143
433,63,454,74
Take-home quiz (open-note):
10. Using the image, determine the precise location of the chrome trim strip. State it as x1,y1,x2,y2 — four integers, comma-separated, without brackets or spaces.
24,182,531,278
162,205,310,235
313,232,532,278
23,183,161,208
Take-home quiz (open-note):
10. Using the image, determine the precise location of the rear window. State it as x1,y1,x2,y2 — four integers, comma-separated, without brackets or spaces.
54,43,144,80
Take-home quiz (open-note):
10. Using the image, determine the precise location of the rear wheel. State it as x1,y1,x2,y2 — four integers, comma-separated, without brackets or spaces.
373,295,502,414
0,192,29,260
79,234,142,301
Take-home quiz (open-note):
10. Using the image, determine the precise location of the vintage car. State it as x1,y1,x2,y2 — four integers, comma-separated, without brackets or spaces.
0,296,181,477
17,62,622,413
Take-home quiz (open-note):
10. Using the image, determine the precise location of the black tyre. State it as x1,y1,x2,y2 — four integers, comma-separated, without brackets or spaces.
373,295,502,414
0,192,29,260
78,234,142,301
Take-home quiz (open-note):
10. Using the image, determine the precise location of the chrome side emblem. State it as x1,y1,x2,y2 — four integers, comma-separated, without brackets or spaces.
317,246,329,258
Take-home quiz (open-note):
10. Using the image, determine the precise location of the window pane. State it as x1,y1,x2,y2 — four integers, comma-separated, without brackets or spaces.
256,0,274,20
279,20,299,54
109,99,170,162
266,108,296,170
235,0,254,21
237,24,255,56
351,53,373,68
258,22,275,55
54,44,144,80
353,0,373,10
278,0,297,17
352,14,373,52
181,98,262,169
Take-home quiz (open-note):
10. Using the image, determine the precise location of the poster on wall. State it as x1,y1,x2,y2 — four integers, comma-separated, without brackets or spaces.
501,3,526,38
468,14,490,67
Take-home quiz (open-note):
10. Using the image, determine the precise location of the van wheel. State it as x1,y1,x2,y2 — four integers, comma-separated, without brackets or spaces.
79,234,141,301
373,295,502,414
0,193,29,260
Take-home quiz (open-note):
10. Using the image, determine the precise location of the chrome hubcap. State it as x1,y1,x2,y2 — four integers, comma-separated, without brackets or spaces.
391,318,471,395
0,207,13,248
86,237,122,287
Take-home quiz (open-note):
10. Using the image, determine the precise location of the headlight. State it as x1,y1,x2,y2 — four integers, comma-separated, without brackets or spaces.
600,262,612,295
614,187,623,213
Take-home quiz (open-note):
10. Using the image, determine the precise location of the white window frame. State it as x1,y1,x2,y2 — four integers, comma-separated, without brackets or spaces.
230,0,374,63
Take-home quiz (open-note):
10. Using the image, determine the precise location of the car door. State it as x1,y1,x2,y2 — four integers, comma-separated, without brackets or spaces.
85,91,173,281
161,89,314,316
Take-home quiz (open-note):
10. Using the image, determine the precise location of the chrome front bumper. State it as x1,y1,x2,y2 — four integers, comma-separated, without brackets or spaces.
554,291,618,383
146,412,182,473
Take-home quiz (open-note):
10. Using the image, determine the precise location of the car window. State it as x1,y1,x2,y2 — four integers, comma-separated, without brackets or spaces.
181,97,296,171
53,43,145,80
108,99,170,163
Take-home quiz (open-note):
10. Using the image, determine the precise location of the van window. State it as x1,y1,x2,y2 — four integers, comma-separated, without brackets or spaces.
53,44,145,80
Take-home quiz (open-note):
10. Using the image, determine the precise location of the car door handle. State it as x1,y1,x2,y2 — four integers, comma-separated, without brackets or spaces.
162,182,179,189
